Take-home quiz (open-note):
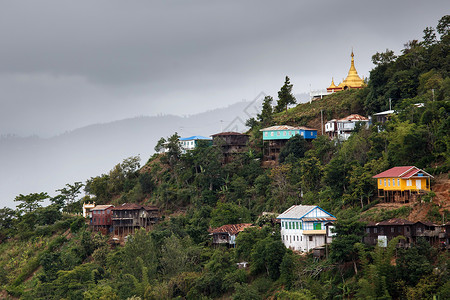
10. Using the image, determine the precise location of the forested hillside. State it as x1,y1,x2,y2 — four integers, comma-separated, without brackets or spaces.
0,15,449,300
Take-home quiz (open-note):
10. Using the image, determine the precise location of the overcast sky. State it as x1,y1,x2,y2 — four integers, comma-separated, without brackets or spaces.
1,1,449,137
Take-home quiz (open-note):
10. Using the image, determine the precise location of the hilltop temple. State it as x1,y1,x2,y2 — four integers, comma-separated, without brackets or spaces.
326,51,365,93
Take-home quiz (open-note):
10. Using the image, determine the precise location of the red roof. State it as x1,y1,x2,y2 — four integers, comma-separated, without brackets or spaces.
209,223,253,235
372,166,433,179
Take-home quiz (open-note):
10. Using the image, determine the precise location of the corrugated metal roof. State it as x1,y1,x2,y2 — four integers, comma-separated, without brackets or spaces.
260,125,298,131
209,223,253,235
260,125,317,131
277,205,317,219
111,203,158,211
91,205,114,211
211,132,249,136
297,126,317,131
338,114,368,121
179,136,212,141
373,166,414,178
373,166,433,179
302,217,337,222
377,218,414,226
373,110,395,116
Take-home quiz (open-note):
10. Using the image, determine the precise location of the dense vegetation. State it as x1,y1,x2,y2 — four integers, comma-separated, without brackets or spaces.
0,15,449,299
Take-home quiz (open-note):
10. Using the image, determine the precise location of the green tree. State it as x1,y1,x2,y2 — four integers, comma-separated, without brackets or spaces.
250,235,286,280
14,192,49,214
210,202,250,228
275,76,296,113
330,212,366,265
279,135,307,163
56,182,84,213
371,49,397,66
257,96,274,126
154,137,167,153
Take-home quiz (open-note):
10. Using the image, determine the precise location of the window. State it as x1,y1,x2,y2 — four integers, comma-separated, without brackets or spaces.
398,178,400,186
289,222,291,229
300,222,302,230
393,179,395,186
282,235,284,241
296,222,299,229
384,179,387,186
374,228,377,233
314,223,322,230
297,236,299,241
271,132,274,136
379,179,382,185
265,132,268,136
284,131,286,135
388,179,390,187
391,227,395,233
309,236,313,241
277,132,280,136
407,180,412,186
406,227,409,232
366,228,370,233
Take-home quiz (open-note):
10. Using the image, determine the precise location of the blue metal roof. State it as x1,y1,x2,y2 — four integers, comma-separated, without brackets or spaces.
179,136,212,141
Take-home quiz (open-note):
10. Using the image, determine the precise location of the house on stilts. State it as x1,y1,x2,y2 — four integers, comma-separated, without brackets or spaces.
372,166,433,203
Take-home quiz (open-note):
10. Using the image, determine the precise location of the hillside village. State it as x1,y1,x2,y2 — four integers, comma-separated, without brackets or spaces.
1,15,450,300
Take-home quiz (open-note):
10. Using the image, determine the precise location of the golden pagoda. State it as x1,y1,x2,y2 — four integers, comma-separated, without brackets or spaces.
327,51,364,93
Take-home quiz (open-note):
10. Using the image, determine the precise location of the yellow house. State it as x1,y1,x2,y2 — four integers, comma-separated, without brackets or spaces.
373,166,433,203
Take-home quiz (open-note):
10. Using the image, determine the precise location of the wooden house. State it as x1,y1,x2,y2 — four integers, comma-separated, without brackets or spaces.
373,110,395,124
209,223,253,247
325,114,369,140
211,132,249,163
179,136,212,154
364,218,414,248
277,205,336,252
90,204,114,234
363,218,443,248
412,221,443,247
373,166,433,203
260,125,317,163
111,203,159,236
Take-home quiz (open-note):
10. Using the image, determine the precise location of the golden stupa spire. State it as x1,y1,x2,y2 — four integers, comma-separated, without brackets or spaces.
328,77,338,89
340,50,364,89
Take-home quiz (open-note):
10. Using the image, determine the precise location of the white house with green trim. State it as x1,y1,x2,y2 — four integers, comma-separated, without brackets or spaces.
277,205,336,252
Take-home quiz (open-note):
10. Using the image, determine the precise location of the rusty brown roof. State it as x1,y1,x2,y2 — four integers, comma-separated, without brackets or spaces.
377,218,414,226
111,203,158,211
91,205,114,211
339,114,368,121
211,132,249,137
209,223,253,235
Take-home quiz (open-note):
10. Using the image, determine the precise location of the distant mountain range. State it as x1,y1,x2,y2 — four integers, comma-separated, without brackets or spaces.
0,93,310,208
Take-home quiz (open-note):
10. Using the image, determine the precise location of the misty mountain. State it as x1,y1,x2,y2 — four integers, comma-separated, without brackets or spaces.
0,99,266,208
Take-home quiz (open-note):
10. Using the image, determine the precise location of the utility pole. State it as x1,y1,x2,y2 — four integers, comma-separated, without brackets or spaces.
432,89,435,101
321,109,324,135
389,98,392,111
